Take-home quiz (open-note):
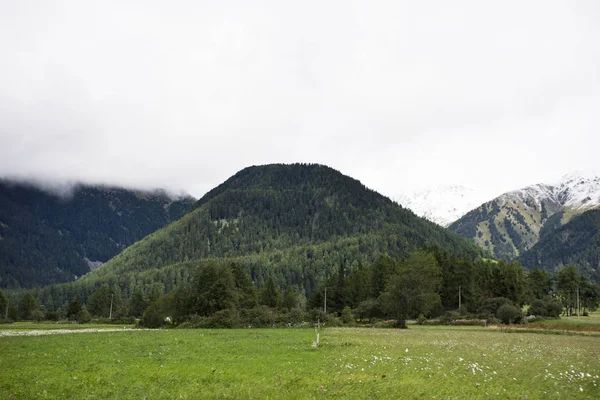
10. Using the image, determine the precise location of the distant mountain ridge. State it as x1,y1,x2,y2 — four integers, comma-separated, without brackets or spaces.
0,180,195,288
396,185,486,227
449,171,600,261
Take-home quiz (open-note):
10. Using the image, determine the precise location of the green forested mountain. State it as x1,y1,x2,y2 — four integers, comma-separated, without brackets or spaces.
449,190,560,261
32,164,484,310
0,180,195,288
520,209,600,283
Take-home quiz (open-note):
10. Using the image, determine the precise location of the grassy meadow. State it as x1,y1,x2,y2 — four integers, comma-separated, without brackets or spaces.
1,325,599,399
526,312,600,333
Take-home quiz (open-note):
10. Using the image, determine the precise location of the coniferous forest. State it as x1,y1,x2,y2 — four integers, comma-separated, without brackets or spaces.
0,180,195,288
1,164,598,327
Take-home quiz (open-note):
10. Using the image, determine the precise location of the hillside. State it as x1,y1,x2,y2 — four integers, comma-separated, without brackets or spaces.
449,172,600,260
0,180,195,288
520,209,600,282
38,164,484,308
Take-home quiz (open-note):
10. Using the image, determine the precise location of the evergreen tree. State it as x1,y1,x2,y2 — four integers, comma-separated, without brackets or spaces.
187,262,237,316
87,284,120,317
490,261,526,306
346,262,371,308
282,286,297,310
66,296,82,320
147,284,164,304
370,256,396,298
579,278,600,314
334,262,347,312
261,277,280,308
556,265,581,316
0,288,7,319
18,292,38,320
380,250,442,328
230,262,258,309
527,267,552,301
128,289,147,317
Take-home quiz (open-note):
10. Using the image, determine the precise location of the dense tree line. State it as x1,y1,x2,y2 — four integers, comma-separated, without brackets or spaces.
4,249,597,328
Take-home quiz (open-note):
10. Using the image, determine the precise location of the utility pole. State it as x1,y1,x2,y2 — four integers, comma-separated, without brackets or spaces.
109,294,114,319
458,286,462,315
324,287,327,314
577,288,580,318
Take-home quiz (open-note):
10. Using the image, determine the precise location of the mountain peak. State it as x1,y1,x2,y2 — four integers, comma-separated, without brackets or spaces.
556,170,600,185
554,171,600,210
396,185,488,227
449,171,600,262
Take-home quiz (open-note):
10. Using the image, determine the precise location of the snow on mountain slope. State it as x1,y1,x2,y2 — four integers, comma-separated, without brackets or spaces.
448,171,600,261
499,171,600,214
396,185,489,227
554,171,600,210
499,184,558,211
394,172,600,230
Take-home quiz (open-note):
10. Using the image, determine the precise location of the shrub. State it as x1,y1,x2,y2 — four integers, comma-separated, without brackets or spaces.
481,297,513,315
325,314,342,327
341,307,354,325
77,308,91,324
355,299,381,322
527,299,546,317
285,308,307,325
141,294,175,328
31,309,45,322
203,309,239,328
45,311,60,321
496,304,522,324
8,306,17,321
241,306,277,327
545,300,563,318
373,320,397,328
309,309,329,324
527,299,562,318
440,311,459,324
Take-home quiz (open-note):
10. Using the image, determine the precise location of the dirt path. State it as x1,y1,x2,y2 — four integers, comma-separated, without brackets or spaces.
0,328,146,337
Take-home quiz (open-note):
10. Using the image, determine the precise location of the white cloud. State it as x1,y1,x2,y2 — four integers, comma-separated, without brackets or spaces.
1,0,598,199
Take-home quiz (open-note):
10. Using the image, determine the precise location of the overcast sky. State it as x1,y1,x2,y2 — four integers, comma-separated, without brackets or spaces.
1,1,598,202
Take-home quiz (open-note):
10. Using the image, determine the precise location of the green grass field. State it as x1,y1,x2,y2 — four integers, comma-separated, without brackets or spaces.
526,312,600,333
1,326,599,399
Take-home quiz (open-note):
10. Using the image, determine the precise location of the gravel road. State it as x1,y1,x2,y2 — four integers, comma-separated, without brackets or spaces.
0,328,145,337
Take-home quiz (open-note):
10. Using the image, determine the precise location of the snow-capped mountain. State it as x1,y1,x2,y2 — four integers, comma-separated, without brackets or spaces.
553,171,600,210
497,171,600,215
396,185,489,227
449,171,600,260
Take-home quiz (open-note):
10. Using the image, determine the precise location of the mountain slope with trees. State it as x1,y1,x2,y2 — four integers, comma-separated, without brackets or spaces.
519,209,600,283
87,163,483,277
0,180,195,288
28,163,485,310
449,172,600,261
7,165,599,327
